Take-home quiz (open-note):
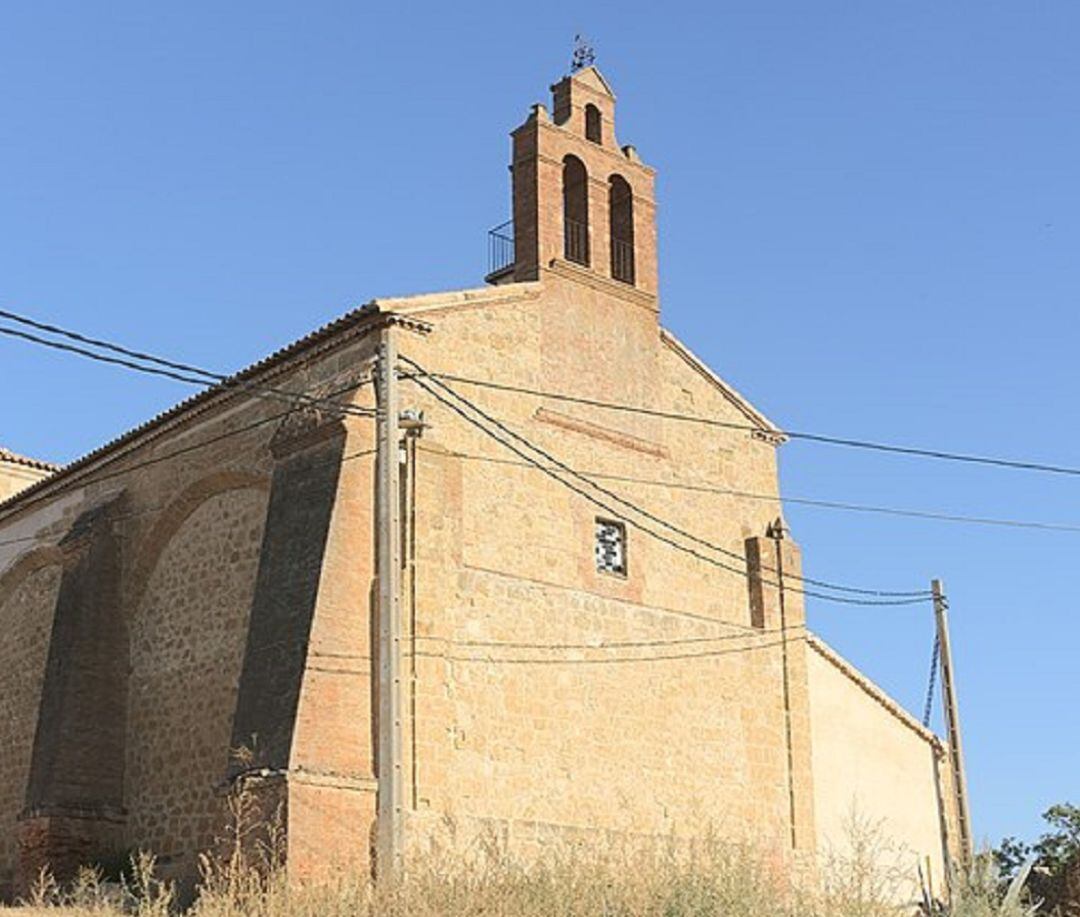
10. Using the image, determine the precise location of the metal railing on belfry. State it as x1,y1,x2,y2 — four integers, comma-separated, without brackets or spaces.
564,218,590,266
487,220,515,277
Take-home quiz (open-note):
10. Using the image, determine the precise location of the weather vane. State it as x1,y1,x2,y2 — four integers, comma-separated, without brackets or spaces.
570,34,596,72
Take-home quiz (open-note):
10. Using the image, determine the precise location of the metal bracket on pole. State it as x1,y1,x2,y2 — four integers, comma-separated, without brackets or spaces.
375,325,404,877
933,579,973,869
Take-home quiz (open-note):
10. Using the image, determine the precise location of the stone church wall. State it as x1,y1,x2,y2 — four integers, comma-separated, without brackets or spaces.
389,280,817,863
125,482,270,877
0,317,384,898
0,286,952,894
283,436,378,882
0,555,62,898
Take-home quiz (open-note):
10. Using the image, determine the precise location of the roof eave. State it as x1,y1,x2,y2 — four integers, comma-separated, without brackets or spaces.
659,327,786,443
0,304,433,520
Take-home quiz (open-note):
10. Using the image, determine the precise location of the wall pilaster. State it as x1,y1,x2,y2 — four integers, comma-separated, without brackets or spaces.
17,498,128,892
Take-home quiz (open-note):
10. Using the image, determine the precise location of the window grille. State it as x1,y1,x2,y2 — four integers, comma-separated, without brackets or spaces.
595,518,627,576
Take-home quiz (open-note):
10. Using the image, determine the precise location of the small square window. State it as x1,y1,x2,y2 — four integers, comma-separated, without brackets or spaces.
595,518,627,576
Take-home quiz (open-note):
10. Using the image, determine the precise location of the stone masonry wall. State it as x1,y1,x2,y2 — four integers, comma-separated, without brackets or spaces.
0,279,949,892
284,419,378,882
125,484,270,876
0,317,383,897
382,275,946,876
389,277,812,862
0,556,62,898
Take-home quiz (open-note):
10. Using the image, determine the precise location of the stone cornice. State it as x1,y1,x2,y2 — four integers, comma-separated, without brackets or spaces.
534,407,668,458
522,131,656,179
543,258,659,312
383,283,543,318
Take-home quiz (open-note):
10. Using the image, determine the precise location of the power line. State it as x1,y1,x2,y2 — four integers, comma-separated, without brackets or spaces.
7,305,1078,478
318,624,808,656
401,361,928,607
0,444,375,553
409,370,1080,479
8,306,1078,481
0,447,377,552
922,631,941,728
403,357,927,600
432,447,1080,534
412,633,811,666
0,314,376,419
0,325,212,386
412,623,805,651
401,354,929,601
777,494,1080,533
0,307,219,380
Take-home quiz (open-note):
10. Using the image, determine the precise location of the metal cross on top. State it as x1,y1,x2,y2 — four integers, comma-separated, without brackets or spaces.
571,34,596,72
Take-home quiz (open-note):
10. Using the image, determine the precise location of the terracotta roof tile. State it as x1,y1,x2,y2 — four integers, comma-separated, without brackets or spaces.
0,447,61,473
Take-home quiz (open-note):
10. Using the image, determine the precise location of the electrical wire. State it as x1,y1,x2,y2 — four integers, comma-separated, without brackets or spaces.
0,316,938,692
0,307,219,380
407,370,1080,479
6,306,1078,478
433,447,1080,534
3,304,1071,478
402,367,928,607
0,325,212,386
0,318,376,419
412,633,811,666
922,631,941,728
411,622,805,651
401,354,930,602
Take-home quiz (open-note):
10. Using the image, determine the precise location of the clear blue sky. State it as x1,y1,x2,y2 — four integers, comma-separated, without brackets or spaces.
1,1,1076,846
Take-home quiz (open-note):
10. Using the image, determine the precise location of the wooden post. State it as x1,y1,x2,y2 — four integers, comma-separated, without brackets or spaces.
933,579,973,868
376,323,404,877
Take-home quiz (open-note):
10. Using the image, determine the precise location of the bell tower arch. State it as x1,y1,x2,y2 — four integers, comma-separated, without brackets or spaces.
496,66,658,298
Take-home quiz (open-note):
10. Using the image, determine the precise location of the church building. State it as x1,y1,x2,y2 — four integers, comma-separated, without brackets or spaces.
0,64,962,900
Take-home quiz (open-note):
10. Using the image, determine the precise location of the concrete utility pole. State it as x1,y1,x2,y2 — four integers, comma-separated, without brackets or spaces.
933,579,973,867
375,323,404,877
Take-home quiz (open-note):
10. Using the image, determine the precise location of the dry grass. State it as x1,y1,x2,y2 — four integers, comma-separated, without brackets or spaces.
2,844,883,917
0,794,1032,916
1,846,1035,917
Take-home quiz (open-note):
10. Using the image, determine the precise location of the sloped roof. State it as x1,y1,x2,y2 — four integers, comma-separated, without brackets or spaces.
572,66,616,98
0,301,400,518
0,282,544,520
0,447,60,473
